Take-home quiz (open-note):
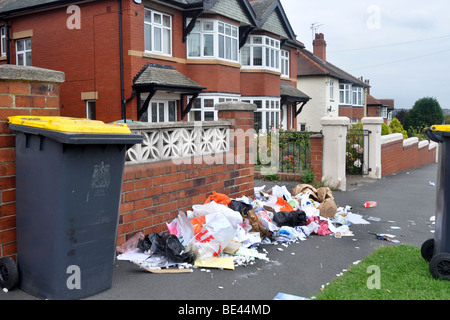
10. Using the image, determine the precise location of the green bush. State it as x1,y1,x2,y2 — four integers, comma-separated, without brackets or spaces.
381,123,390,135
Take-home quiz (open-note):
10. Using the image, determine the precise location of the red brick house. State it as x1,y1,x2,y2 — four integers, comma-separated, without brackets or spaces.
0,0,309,132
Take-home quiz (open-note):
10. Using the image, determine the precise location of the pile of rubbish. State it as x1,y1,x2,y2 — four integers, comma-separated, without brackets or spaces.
116,184,370,272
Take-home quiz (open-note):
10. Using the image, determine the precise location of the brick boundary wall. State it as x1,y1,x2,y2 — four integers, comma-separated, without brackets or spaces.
116,102,257,247
0,65,64,259
381,133,437,177
0,66,257,259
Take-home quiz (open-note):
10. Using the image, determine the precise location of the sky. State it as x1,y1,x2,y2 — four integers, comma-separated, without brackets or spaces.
281,0,450,110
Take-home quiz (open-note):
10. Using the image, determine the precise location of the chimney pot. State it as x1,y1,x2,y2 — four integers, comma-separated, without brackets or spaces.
313,33,327,62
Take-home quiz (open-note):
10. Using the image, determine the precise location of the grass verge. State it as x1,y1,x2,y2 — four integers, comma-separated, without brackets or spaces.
314,245,450,300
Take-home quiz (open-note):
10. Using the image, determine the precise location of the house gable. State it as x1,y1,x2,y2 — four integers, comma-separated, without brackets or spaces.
208,0,254,26
250,0,296,40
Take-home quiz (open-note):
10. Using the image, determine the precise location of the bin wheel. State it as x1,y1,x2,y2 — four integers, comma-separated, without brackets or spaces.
421,238,435,262
0,257,19,290
429,253,450,281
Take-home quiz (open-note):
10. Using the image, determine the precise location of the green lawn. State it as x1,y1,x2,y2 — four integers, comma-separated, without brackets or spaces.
314,245,450,300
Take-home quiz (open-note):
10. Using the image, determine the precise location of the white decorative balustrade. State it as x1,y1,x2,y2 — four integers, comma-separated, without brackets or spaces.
125,121,231,164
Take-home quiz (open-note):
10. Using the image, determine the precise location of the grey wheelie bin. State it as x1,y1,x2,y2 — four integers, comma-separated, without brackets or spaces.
7,116,143,299
421,125,450,280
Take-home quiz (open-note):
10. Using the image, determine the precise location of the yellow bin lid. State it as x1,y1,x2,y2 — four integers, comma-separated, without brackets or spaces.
7,116,131,134
431,125,450,132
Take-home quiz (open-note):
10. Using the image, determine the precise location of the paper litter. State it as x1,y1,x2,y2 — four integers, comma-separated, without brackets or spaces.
117,183,375,273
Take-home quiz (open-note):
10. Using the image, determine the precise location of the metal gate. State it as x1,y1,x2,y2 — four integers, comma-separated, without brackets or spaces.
346,129,370,175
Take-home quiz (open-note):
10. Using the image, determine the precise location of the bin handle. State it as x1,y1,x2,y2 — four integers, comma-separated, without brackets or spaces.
425,127,444,143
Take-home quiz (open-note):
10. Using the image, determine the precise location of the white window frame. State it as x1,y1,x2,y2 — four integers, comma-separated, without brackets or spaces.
86,100,96,120
352,86,364,106
140,99,177,123
380,106,388,119
16,38,32,66
281,49,289,77
241,35,281,73
186,19,239,63
1,27,6,57
339,83,352,105
187,94,240,122
144,9,172,56
242,96,280,133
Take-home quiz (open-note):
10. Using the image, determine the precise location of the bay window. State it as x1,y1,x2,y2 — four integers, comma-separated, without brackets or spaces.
339,83,352,105
187,19,238,62
242,97,280,132
352,86,364,106
241,35,281,72
144,9,172,56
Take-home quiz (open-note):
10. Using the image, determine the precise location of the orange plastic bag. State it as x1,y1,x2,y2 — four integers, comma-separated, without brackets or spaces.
204,191,231,206
276,197,294,212
190,215,206,235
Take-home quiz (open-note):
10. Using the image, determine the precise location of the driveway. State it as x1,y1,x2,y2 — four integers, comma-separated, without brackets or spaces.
1,163,438,301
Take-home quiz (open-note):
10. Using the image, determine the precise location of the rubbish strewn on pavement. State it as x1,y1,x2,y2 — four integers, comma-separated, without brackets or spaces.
117,184,373,272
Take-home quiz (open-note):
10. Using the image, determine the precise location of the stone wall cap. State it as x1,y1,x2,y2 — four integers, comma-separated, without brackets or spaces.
320,116,350,126
362,117,384,124
215,101,257,111
0,65,65,83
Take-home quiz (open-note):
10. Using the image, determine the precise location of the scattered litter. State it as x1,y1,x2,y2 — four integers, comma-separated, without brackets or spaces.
2,288,8,293
273,292,310,300
429,181,435,187
117,183,373,275
390,226,401,230
218,286,224,290
364,201,377,208
194,257,235,270
353,260,361,265
369,232,400,244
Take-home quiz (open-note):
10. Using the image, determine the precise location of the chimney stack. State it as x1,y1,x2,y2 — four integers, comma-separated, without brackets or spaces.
313,33,327,62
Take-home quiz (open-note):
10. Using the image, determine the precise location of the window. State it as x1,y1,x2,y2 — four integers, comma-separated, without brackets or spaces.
339,83,352,105
16,38,32,66
329,80,334,101
352,87,364,106
380,106,388,119
1,27,6,57
241,35,280,72
244,97,280,132
144,9,172,56
86,100,96,120
142,100,177,123
241,35,281,72
187,19,238,62
187,95,239,122
281,50,289,77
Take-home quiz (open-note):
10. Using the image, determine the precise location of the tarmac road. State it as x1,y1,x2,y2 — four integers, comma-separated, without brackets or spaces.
1,163,439,301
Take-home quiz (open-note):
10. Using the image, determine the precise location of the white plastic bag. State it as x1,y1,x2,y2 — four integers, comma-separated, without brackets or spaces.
186,212,236,260
191,201,243,229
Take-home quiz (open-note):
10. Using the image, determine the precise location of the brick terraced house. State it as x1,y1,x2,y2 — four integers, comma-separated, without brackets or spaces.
0,0,310,132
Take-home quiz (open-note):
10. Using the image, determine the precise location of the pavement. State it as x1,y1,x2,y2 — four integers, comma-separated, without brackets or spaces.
1,163,439,301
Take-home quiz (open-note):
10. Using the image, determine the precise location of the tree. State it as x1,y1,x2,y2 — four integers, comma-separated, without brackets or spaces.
403,97,444,132
389,118,408,139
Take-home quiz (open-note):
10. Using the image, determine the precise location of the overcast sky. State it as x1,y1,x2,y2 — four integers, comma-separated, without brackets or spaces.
281,0,450,110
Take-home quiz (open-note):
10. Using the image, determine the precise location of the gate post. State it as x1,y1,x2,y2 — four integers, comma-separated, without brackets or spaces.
320,116,350,191
362,117,383,179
